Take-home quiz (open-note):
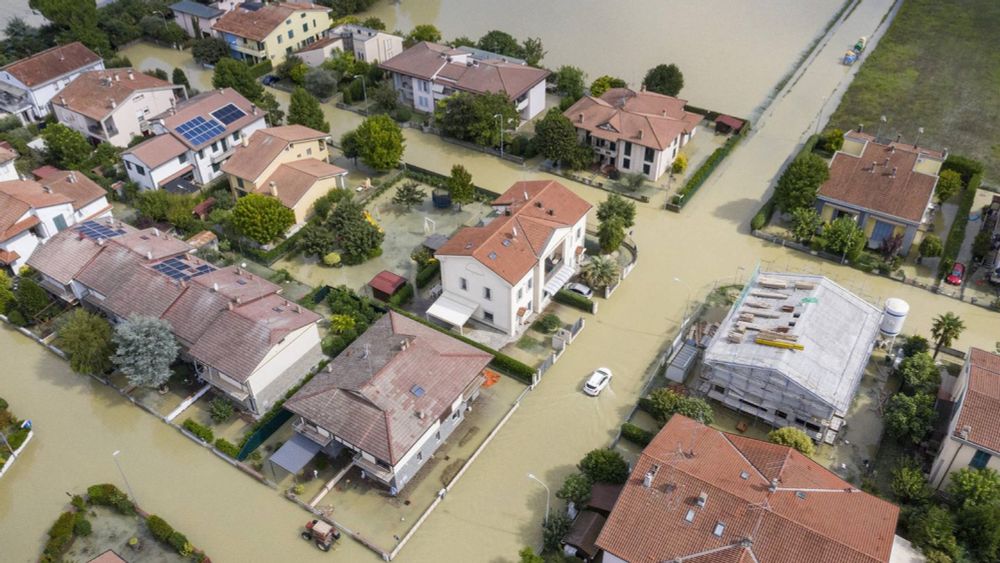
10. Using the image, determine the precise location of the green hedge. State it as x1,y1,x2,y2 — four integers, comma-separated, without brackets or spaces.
415,260,441,289
938,172,982,279
620,423,654,446
751,134,820,229
40,512,76,563
86,483,134,515
941,155,985,183
672,126,749,208
182,418,214,443
214,438,240,458
147,515,174,542
249,60,273,78
388,282,414,306
554,288,596,313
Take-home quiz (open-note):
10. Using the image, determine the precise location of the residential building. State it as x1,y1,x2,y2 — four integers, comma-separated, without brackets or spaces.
700,271,881,442
595,415,900,563
0,171,111,272
563,88,702,181
52,69,186,147
0,42,105,124
0,145,18,181
816,130,945,255
212,2,331,66
380,42,550,120
430,180,591,337
170,0,240,39
222,125,347,225
930,348,1000,489
27,220,323,416
283,311,492,492
121,88,267,192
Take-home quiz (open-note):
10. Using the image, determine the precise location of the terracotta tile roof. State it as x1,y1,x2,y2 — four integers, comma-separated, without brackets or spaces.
0,249,20,265
380,42,550,101
0,194,32,241
31,165,60,179
596,415,899,563
564,88,702,151
0,42,101,88
285,312,491,464
222,125,330,180
114,228,192,261
40,170,107,211
0,179,73,209
186,230,217,249
297,35,341,53
0,145,16,164
0,177,88,240
436,180,591,285
160,274,232,346
954,348,1000,453
156,88,263,150
212,2,330,41
255,160,345,208
123,134,188,169
369,270,406,295
27,220,135,284
818,138,939,224
52,69,178,121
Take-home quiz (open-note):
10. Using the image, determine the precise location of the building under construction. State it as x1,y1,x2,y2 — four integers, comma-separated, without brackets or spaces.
699,271,881,443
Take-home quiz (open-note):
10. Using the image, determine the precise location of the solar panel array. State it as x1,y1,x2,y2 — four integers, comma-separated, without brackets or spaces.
152,257,215,282
175,116,225,146
211,104,246,125
76,221,126,240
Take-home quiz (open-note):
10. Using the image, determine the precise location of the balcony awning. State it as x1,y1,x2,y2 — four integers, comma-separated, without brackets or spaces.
270,432,321,474
544,263,575,295
427,292,478,328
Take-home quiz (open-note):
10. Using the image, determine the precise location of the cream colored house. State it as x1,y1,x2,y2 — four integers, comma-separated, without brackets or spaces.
930,348,1000,489
222,125,347,225
213,2,331,67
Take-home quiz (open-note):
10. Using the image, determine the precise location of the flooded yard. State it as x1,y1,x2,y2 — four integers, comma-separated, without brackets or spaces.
63,505,184,563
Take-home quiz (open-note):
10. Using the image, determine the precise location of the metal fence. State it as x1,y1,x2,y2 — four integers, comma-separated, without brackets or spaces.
236,409,294,461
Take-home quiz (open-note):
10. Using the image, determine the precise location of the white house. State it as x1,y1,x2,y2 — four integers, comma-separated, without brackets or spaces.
170,0,240,39
0,146,18,182
121,88,267,192
0,42,105,124
930,348,1000,489
380,42,550,120
564,88,702,180
52,68,185,147
298,25,403,68
0,172,111,273
430,180,591,337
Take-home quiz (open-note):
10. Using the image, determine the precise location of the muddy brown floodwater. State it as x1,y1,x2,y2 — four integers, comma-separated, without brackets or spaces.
5,1,1000,562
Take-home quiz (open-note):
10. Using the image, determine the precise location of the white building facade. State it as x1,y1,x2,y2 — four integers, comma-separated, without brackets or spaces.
0,42,105,124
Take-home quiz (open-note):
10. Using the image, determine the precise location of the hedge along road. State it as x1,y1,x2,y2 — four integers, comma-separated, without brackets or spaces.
6,3,996,563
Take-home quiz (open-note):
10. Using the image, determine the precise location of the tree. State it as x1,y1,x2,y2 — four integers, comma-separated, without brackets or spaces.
957,503,1000,562
303,67,338,99
518,547,544,563
640,388,714,426
209,398,234,424
902,335,930,357
948,467,1000,508
615,172,645,193
556,472,593,507
275,55,306,82
542,513,571,553
340,130,359,165
578,449,629,484
477,30,523,59
930,312,965,359
768,427,815,456
404,24,441,47
598,215,626,254
589,75,626,97
890,459,930,504
0,271,14,314
597,194,637,229
790,207,821,243
41,123,91,169
392,181,426,210
819,128,845,152
231,194,295,244
171,67,190,94
671,153,688,174
144,68,169,81
908,505,959,561
56,309,114,375
192,37,230,65
972,229,992,262
287,87,329,132
554,65,585,101
521,37,545,67
898,352,940,394
642,63,684,96
15,278,51,321
360,16,386,30
446,164,474,209
935,169,962,203
30,0,109,55
370,80,399,113
774,154,829,212
296,223,336,257
353,114,404,171
918,234,943,261
450,36,476,48
3,18,46,59
112,315,178,389
329,314,356,334
820,216,865,261
212,58,263,101
580,255,621,291
330,197,384,263
884,392,936,444
534,109,579,166
438,92,519,147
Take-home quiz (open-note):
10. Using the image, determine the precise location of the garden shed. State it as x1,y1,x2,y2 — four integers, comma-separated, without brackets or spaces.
715,115,745,135
368,270,407,301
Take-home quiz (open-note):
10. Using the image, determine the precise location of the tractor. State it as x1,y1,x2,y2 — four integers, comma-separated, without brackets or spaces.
301,519,341,552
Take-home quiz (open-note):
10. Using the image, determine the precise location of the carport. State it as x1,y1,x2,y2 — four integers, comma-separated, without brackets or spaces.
269,432,322,476
426,293,478,334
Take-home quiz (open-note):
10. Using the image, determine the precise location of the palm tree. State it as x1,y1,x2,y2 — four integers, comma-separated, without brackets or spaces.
931,312,965,359
580,255,621,291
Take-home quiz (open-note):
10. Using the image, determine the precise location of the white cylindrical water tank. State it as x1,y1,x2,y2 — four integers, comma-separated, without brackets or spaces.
880,298,909,337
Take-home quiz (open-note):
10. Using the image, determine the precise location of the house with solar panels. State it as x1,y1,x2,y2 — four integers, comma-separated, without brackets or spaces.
121,88,266,193
28,218,325,416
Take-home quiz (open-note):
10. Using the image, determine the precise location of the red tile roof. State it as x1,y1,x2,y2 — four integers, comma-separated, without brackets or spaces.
123,134,188,169
1,42,102,88
52,69,178,121
31,165,60,179
954,348,1000,453
0,249,20,265
40,170,107,211
564,88,702,151
436,180,591,285
596,416,899,563
156,88,263,150
368,270,406,295
212,2,329,41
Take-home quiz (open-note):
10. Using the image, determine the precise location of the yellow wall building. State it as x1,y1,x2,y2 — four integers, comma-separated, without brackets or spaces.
213,2,331,67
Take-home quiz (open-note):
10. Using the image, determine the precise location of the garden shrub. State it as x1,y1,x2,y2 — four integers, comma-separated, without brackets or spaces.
554,288,595,313
73,513,92,537
182,418,215,443
147,515,175,542
750,210,767,230
391,106,412,122
6,309,27,326
168,531,193,556
415,261,441,288
387,283,414,306
41,512,76,562
620,422,654,446
0,397,7,411
209,398,234,424
214,438,240,458
86,483,133,514
533,313,562,334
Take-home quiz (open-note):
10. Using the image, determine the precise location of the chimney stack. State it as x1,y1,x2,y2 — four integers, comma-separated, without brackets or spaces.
146,251,153,260
114,73,120,82
891,166,897,178
212,282,219,292
251,104,258,115
242,135,249,148
578,112,584,123
109,98,117,109
128,69,134,80
59,95,66,105
870,161,877,174
68,171,76,183
269,181,278,196
153,228,160,236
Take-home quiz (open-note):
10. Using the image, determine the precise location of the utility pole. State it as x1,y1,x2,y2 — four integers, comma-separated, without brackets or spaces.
112,450,138,506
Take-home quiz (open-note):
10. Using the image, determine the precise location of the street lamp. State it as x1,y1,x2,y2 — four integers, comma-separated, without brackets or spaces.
112,450,138,506
673,277,693,320
352,75,368,114
527,473,550,527
914,126,924,147
494,113,505,158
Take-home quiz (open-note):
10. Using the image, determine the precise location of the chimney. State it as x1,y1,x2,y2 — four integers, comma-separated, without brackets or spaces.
153,228,160,236
883,157,890,167
68,172,76,183
417,410,426,420
294,305,301,313
696,491,708,508
891,166,897,178
241,135,249,148
146,251,152,260
109,98,117,109
512,226,518,237
637,129,644,140
577,113,584,123
251,104,258,115
212,282,219,292
42,185,52,193
858,124,864,133
227,301,234,310
114,73,120,82
643,471,654,488
59,95,66,105
661,110,667,117
236,267,242,275
269,181,278,196
769,478,779,493
960,425,971,439
236,296,242,305
870,161,877,174
128,69,134,80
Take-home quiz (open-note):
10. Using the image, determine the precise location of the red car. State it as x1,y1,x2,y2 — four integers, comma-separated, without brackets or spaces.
945,262,966,286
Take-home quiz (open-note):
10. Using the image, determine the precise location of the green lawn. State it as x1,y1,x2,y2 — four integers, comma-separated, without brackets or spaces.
829,0,1000,180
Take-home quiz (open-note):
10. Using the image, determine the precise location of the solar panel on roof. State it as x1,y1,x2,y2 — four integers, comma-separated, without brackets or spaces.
150,257,216,282
211,103,246,125
176,115,225,146
76,220,125,240
411,385,425,397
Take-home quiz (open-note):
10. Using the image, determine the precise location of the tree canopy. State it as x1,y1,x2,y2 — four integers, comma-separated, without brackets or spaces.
589,75,627,97
774,154,830,212
212,58,264,101
554,66,585,101
391,181,426,210
948,468,1000,508
884,392,936,444
42,123,91,169
287,87,330,132
57,309,114,375
819,215,865,261
477,30,523,59
446,164,475,208
555,472,593,507
768,427,815,456
642,63,684,96
931,312,965,359
597,193,637,229
578,449,629,484
640,388,714,426
898,352,940,394
231,194,295,244
192,37,230,65
353,114,405,171
405,24,441,47
534,109,579,166
112,314,178,388
935,169,962,203
598,215,626,254
329,196,384,264
436,91,518,148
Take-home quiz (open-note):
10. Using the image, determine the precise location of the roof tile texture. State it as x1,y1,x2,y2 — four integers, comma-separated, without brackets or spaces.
1,42,101,88
563,88,702,151
955,348,1000,453
53,69,177,121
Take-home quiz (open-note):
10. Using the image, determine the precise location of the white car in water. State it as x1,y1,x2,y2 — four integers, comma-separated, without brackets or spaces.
583,368,613,396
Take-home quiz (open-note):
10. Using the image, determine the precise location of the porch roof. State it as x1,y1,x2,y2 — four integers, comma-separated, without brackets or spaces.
427,292,478,328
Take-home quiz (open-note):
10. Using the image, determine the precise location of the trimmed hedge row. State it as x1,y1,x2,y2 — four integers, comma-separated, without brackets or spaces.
146,514,197,558
672,126,749,208
937,172,982,279
215,437,240,458
86,483,134,515
249,59,273,78
415,260,441,289
620,422,654,447
751,134,821,229
182,418,214,443
388,282,414,306
554,288,596,313
41,511,76,563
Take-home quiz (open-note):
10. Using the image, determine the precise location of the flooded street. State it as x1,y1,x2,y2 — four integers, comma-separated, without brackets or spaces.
5,1,1000,562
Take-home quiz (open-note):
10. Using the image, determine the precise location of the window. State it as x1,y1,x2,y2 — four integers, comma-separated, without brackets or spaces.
211,162,221,173
712,385,725,394
624,141,632,156
287,30,294,40
517,287,523,300
178,153,188,164
483,311,494,323
302,23,308,33
306,147,312,156
459,277,468,291
713,522,725,537
197,149,204,159
642,163,651,175
623,158,631,169
124,161,132,171
53,214,68,232
609,142,616,152
135,164,145,175
971,450,992,469
644,147,654,162
420,80,430,93
776,410,788,419
211,141,218,152
435,431,441,442
232,132,240,142
286,18,292,24
318,140,323,151
527,278,532,289
236,178,244,189
277,35,283,44
484,287,492,300
416,452,423,461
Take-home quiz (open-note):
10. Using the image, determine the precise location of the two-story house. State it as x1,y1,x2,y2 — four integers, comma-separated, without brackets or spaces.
212,2,331,66
222,125,347,225
27,220,324,416
0,42,104,124
52,69,186,147
930,348,1000,489
380,42,550,120
121,88,267,192
170,0,240,39
0,172,111,272
0,146,17,182
283,311,492,492
816,130,945,255
563,88,702,181
430,180,591,337
298,24,404,67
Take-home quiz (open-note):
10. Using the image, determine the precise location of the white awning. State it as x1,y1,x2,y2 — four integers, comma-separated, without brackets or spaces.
543,263,576,295
427,293,478,328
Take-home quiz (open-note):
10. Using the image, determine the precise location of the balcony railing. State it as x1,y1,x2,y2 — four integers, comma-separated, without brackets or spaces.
294,420,334,447
352,453,394,483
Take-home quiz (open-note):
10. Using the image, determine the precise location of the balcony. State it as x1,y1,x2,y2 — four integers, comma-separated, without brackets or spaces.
352,452,394,484
294,419,334,447
210,145,235,164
